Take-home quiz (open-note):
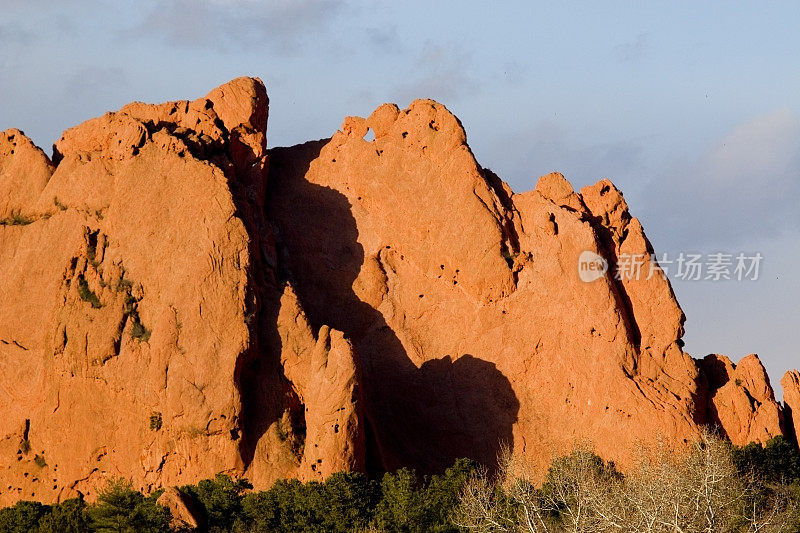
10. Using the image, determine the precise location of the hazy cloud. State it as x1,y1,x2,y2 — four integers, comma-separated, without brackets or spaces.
0,22,33,45
135,0,346,53
62,66,128,101
365,26,404,54
484,118,647,196
396,41,477,104
614,32,650,64
644,109,800,250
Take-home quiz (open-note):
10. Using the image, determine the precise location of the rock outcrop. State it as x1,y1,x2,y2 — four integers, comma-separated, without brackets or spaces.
783,371,800,442
0,78,360,505
0,78,795,504
156,487,204,531
699,354,784,445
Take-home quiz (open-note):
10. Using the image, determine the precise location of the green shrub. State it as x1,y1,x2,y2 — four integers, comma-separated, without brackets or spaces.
116,278,133,292
419,458,478,532
86,478,171,533
240,472,379,532
374,467,428,532
375,459,478,533
33,454,47,468
733,435,800,483
77,275,102,309
181,474,251,532
129,310,151,342
0,500,48,533
149,412,162,432
0,213,34,226
319,471,380,531
38,498,88,533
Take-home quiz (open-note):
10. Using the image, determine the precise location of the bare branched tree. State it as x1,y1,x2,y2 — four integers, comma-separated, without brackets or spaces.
456,431,800,533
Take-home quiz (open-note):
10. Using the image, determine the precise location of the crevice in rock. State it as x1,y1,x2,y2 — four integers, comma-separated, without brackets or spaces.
586,218,642,352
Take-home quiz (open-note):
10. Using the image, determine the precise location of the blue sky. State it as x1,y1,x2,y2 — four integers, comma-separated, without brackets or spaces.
1,0,798,393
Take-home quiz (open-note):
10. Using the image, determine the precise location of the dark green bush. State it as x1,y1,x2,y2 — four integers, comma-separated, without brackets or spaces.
733,435,800,483
77,275,102,309
241,472,379,532
86,478,171,533
0,213,34,226
180,474,251,532
0,500,49,533
149,412,163,432
374,458,478,533
37,498,88,533
129,310,151,342
0,459,480,532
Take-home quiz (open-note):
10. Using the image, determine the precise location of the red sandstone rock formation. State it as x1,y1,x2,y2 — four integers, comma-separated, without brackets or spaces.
783,371,800,442
698,354,784,445
156,487,204,531
0,78,795,504
0,78,359,505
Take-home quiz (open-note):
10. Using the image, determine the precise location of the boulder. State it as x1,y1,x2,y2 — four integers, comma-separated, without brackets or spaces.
156,487,204,531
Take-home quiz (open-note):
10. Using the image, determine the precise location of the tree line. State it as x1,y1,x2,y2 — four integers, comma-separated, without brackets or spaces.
0,433,798,532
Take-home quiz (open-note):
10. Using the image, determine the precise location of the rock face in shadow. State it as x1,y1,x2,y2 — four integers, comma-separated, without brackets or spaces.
0,78,795,503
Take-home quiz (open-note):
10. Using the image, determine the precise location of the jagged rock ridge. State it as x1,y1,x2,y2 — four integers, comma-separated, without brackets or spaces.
0,78,796,504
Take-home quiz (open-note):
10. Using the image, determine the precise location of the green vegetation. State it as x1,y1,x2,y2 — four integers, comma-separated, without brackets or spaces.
118,276,151,342
733,434,800,483
0,461,477,532
33,454,47,468
0,500,48,533
0,498,88,533
181,474,252,532
0,435,798,532
117,278,133,292
130,310,151,342
77,275,102,309
85,479,170,533
174,461,477,532
0,213,34,226
38,498,88,533
149,412,163,432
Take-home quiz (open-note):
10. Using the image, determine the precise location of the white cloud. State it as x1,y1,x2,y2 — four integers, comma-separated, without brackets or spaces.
396,41,478,104
644,109,800,250
135,0,346,53
481,118,647,197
